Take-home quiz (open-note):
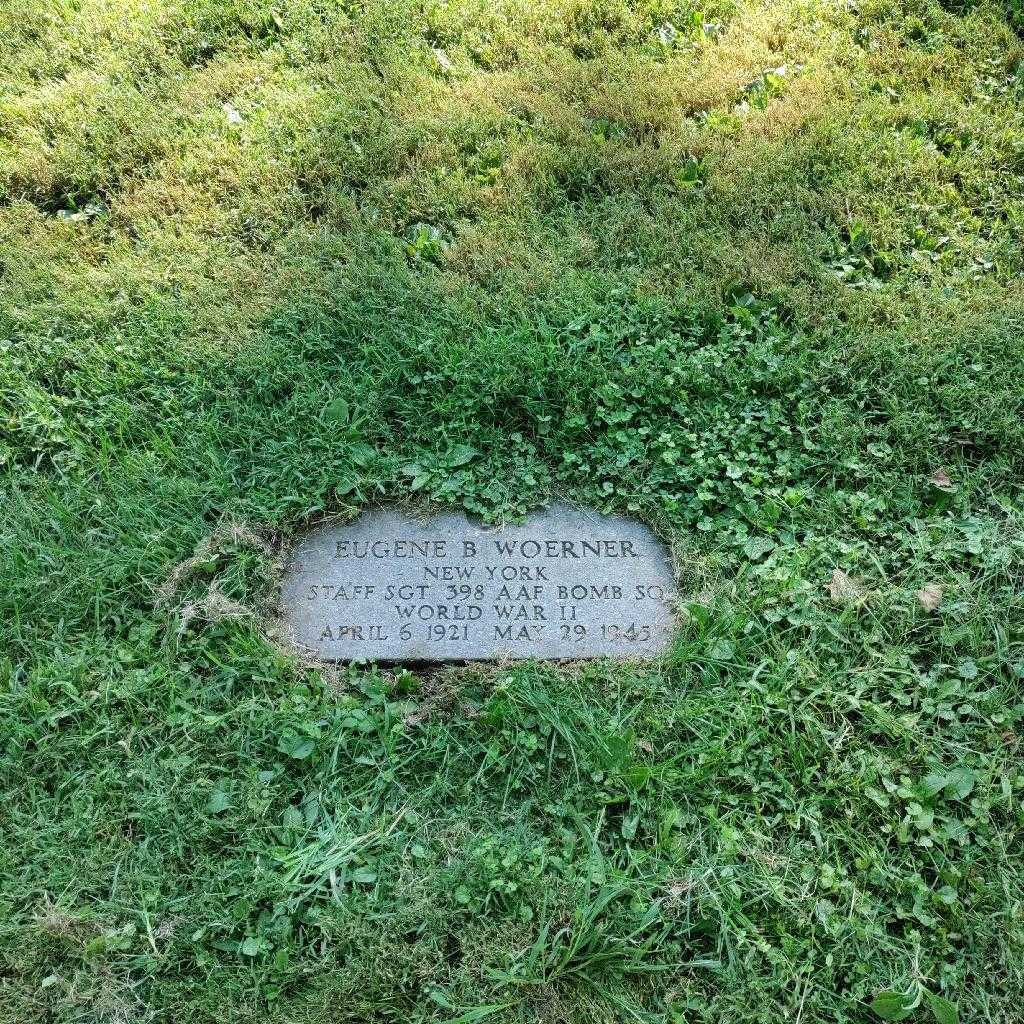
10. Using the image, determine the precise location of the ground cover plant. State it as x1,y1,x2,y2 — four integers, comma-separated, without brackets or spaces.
2,0,1024,1020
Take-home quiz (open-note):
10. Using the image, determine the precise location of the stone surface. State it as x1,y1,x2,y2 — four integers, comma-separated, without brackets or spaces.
278,503,677,662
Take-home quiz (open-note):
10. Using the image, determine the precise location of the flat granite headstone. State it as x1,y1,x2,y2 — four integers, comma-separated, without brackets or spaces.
278,503,677,662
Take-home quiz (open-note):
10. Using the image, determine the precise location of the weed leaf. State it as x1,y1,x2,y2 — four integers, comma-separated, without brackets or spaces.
871,989,918,1021
926,992,959,1024
322,398,350,425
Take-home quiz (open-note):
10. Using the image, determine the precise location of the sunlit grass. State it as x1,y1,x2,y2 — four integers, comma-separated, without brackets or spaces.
2,1,1023,1021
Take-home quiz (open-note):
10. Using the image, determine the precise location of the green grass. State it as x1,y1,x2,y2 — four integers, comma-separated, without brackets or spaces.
2,0,1024,1020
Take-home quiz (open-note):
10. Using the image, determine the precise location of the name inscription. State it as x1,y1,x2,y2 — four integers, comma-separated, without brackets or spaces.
278,504,677,662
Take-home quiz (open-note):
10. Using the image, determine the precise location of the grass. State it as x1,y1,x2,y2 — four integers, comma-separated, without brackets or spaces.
2,0,1024,1020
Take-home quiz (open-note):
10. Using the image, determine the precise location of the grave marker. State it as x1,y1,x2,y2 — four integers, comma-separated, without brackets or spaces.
279,503,676,662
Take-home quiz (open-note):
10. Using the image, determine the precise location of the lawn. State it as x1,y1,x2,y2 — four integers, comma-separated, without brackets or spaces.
2,0,1024,1021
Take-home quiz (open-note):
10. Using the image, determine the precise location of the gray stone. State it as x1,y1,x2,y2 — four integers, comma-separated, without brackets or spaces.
278,503,677,662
